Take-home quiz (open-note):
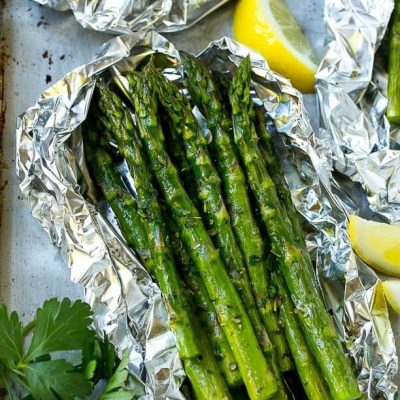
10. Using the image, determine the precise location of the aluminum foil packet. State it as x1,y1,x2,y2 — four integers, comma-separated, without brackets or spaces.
34,0,229,34
316,0,399,222
313,0,400,397
16,28,398,400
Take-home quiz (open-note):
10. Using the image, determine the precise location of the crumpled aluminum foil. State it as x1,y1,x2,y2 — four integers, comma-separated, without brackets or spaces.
316,0,399,222
312,0,400,398
34,0,229,34
16,32,187,399
16,29,398,399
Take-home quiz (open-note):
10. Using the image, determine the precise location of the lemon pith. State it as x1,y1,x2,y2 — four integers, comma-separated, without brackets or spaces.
348,215,400,277
382,280,400,315
232,0,318,93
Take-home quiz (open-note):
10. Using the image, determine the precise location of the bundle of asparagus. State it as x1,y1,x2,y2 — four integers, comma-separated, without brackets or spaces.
83,55,360,400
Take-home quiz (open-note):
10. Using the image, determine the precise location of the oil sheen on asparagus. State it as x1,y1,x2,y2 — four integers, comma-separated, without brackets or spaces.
166,212,243,388
82,55,362,400
85,106,230,400
229,56,360,400
180,52,292,373
127,70,277,400
149,67,272,357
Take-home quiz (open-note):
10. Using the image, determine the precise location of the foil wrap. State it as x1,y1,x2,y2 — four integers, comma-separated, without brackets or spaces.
314,0,400,398
34,0,229,34
16,29,398,399
317,0,398,221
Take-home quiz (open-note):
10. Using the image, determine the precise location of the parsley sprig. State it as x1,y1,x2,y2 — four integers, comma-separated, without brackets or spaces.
0,298,134,400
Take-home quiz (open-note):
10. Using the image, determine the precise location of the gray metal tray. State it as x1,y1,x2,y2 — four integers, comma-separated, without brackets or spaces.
5,0,397,392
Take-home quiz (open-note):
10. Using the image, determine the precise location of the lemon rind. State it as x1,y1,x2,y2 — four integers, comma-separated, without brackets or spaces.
258,0,318,72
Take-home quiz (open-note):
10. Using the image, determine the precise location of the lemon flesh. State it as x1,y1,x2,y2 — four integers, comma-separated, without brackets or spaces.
348,215,400,277
233,0,318,93
382,280,400,315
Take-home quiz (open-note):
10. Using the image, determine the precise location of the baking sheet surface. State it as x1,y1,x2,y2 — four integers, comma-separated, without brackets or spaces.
5,0,394,392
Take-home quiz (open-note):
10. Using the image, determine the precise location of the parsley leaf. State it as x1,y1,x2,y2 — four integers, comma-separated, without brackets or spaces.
99,332,117,380
0,305,23,362
26,298,94,362
24,359,92,400
82,331,116,383
0,298,133,399
99,353,134,400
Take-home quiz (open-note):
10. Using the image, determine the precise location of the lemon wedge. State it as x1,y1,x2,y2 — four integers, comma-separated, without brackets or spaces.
348,215,400,277
232,0,318,93
382,280,400,314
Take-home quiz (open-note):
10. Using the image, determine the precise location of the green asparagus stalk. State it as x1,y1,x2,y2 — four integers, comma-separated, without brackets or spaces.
148,67,272,357
84,127,232,399
254,110,320,291
166,213,243,388
229,57,360,400
127,71,277,400
162,113,201,211
387,0,400,124
180,52,292,373
271,269,331,400
161,113,193,184
150,66,288,400
84,128,153,266
184,325,233,400
254,110,304,248
96,89,201,361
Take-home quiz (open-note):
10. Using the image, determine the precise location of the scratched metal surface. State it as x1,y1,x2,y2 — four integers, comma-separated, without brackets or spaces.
6,0,397,392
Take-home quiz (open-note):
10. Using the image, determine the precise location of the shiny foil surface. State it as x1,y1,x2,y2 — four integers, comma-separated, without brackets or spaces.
16,29,398,398
34,0,229,33
313,0,399,398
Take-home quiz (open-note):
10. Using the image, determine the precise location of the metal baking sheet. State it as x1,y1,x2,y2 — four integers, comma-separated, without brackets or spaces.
3,0,398,394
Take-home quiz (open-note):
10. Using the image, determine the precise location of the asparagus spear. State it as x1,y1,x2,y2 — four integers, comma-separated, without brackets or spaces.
84,128,232,400
184,325,233,400
180,52,292,372
162,112,201,211
229,57,360,400
148,67,272,357
84,127,153,267
96,89,202,361
254,110,320,290
150,67,288,400
127,71,277,400
387,0,400,124
271,269,331,400
161,112,193,185
254,110,305,248
166,213,243,388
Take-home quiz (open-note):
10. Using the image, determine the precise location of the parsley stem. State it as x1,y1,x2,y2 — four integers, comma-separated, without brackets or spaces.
0,367,14,399
22,320,36,336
